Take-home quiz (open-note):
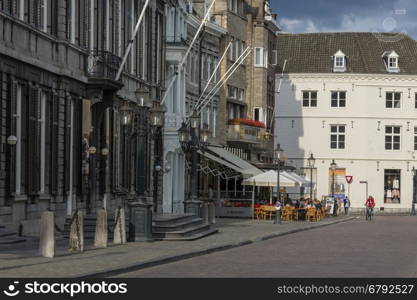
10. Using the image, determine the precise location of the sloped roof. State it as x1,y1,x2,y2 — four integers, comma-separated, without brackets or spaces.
276,32,417,75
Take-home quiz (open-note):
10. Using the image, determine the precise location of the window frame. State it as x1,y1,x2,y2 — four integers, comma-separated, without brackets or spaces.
385,125,401,151
385,92,401,109
331,91,346,108
302,91,318,107
330,124,346,150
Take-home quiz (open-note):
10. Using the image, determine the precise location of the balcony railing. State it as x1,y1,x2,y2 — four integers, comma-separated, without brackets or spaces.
86,50,122,81
227,124,266,144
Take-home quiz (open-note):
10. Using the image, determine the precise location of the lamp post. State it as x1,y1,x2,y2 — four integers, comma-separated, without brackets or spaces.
330,160,337,198
118,87,165,242
411,166,417,216
178,110,211,215
330,160,337,216
275,144,284,224
307,153,316,201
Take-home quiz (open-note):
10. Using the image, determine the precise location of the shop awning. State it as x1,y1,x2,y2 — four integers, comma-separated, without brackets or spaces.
282,171,311,186
197,150,244,175
242,170,297,187
207,146,263,177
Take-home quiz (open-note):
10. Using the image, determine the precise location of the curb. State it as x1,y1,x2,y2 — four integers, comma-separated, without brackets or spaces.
76,217,356,278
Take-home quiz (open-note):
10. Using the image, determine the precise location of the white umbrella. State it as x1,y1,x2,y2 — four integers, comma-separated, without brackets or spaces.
242,170,297,187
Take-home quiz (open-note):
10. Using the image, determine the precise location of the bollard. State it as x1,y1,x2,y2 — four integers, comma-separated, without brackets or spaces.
202,202,209,225
69,210,84,252
208,202,216,224
94,209,108,248
274,209,281,224
113,207,126,244
39,211,55,258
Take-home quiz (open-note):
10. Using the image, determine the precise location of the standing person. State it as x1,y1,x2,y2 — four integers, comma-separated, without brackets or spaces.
365,196,375,220
344,197,350,215
333,197,338,216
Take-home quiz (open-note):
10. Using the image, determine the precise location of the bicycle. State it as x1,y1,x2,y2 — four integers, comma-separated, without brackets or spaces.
365,207,374,221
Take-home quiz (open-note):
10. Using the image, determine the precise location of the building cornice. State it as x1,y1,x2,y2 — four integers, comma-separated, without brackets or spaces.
284,73,417,82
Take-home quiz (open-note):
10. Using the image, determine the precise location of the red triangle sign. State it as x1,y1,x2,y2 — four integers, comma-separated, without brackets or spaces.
345,176,353,184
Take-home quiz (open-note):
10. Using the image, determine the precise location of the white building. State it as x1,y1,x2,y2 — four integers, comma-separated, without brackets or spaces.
275,32,417,213
163,0,189,213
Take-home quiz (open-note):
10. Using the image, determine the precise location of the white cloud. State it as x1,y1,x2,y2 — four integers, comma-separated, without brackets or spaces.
279,0,417,39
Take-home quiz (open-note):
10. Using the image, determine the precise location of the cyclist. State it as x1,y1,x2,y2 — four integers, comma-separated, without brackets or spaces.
365,196,375,220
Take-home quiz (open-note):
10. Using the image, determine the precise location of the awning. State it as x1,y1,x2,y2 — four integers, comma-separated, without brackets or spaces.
242,170,297,187
282,171,311,186
207,146,263,177
197,150,244,175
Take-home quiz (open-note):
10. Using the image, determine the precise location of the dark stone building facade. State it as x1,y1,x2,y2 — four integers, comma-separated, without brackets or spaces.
0,0,166,234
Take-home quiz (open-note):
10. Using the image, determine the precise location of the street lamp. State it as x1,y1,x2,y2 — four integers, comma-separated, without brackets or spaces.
411,166,417,216
7,136,18,145
307,153,316,201
178,110,211,214
330,160,337,216
275,143,284,224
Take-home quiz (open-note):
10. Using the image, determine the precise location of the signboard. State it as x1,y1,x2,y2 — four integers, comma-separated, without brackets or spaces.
345,176,353,184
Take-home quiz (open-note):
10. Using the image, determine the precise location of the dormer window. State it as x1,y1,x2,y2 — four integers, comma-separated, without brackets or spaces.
333,50,346,72
382,51,400,73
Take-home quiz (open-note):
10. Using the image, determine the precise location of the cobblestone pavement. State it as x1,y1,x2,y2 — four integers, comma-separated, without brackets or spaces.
0,216,353,277
114,216,417,278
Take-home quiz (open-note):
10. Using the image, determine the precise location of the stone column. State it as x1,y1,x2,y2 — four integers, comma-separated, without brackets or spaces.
209,202,216,224
202,202,209,225
39,211,55,258
69,210,84,252
113,207,126,244
94,209,108,248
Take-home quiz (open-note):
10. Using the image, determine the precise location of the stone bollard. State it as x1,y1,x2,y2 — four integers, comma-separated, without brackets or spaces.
69,210,84,252
94,209,108,248
208,202,216,224
39,211,55,258
113,207,126,245
202,202,209,225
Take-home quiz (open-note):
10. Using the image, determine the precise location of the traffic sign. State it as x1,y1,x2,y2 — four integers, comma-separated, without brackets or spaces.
345,176,353,184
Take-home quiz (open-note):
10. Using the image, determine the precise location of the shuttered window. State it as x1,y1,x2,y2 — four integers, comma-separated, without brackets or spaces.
27,86,41,196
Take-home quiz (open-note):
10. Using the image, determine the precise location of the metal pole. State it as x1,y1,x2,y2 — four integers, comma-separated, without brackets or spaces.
332,171,335,198
310,167,313,201
275,153,281,224
115,0,150,81
190,127,198,201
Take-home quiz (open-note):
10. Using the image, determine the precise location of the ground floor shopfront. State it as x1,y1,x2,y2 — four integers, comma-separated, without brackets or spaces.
307,159,415,213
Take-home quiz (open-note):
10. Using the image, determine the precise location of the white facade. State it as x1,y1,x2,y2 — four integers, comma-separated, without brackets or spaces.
163,1,188,214
275,73,417,212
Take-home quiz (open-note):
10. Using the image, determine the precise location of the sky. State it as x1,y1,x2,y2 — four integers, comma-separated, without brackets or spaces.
270,0,417,40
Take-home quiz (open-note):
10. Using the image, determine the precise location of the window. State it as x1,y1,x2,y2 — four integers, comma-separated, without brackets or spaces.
271,50,278,65
335,56,344,67
389,57,398,68
238,88,244,101
415,93,417,109
384,169,401,204
254,47,265,67
386,92,401,108
302,91,317,107
414,127,417,150
331,91,346,107
330,125,345,149
333,50,346,72
253,107,265,123
385,126,401,150
383,51,400,73
229,38,235,61
228,85,237,99
0,0,23,19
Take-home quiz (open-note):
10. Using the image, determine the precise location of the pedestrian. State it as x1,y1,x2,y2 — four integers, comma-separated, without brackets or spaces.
333,197,338,216
344,196,350,215
208,184,214,202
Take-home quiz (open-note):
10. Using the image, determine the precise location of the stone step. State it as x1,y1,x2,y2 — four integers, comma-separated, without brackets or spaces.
153,223,211,239
153,213,197,226
152,218,204,232
0,230,15,238
154,228,218,241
